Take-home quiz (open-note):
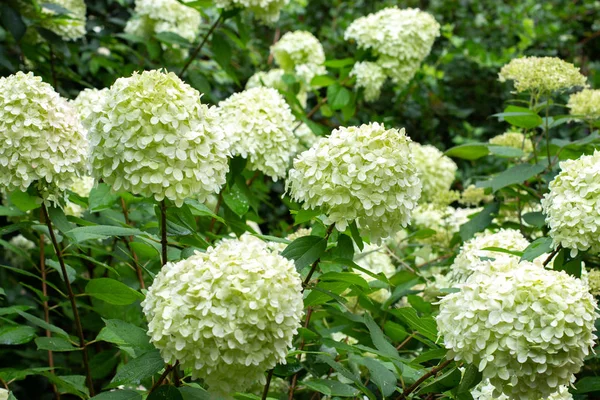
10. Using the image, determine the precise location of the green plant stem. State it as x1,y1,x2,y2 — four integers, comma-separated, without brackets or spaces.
121,198,145,289
160,200,168,266
179,14,222,78
261,368,274,400
395,359,453,399
41,203,94,396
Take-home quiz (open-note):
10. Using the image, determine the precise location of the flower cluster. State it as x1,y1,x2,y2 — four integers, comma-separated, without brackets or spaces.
588,269,600,296
567,89,600,120
438,262,597,400
286,123,422,243
40,0,87,41
142,234,303,396
489,131,533,154
498,56,587,94
64,176,95,217
88,70,229,206
447,229,531,284
350,62,387,102
542,151,600,256
354,244,396,303
71,88,109,129
345,7,440,91
246,69,307,107
459,185,493,207
214,0,288,24
6,234,35,267
218,87,298,180
412,204,479,248
271,31,326,86
471,380,572,400
411,143,457,202
294,123,319,153
0,72,87,196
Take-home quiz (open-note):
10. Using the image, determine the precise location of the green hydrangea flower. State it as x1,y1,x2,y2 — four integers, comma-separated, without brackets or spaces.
567,89,600,120
411,142,457,202
350,61,387,102
214,0,288,24
271,31,326,85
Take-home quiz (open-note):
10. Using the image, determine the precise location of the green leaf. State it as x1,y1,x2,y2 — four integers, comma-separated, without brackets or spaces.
179,386,210,400
154,32,192,47
445,143,489,160
323,58,354,68
293,208,322,225
281,235,327,271
304,379,358,397
457,364,482,394
363,314,399,360
390,308,438,342
91,390,143,400
0,5,26,42
15,309,69,338
487,163,545,192
520,237,553,262
0,325,36,345
522,212,546,227
9,190,41,212
327,83,351,110
96,319,153,358
574,376,600,394
494,105,542,129
459,202,499,241
86,278,144,306
147,386,183,400
35,337,78,352
488,145,524,158
349,221,364,251
223,181,250,217
330,234,354,260
89,183,120,212
46,259,76,283
356,357,397,396
107,350,164,388
310,75,336,87
0,205,25,217
319,272,369,289
68,225,147,243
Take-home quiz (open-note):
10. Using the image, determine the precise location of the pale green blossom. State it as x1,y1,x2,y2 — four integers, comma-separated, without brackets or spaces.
125,0,200,43
350,61,387,102
567,89,600,120
71,88,109,130
460,185,493,207
588,269,600,296
411,142,457,203
271,31,326,86
471,380,572,400
246,69,308,107
6,234,35,267
214,0,288,24
412,204,479,248
40,0,87,41
489,131,534,154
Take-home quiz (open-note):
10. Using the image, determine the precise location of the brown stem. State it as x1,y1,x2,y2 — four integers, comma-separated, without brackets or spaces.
267,28,280,65
543,244,562,267
302,224,335,288
160,200,168,267
179,15,222,78
396,332,418,351
120,198,145,289
41,204,94,396
293,97,328,132
246,171,261,187
149,363,176,393
262,368,274,400
396,359,453,399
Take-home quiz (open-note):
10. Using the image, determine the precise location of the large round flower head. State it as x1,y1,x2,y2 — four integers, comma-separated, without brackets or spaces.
125,0,201,43
447,229,531,284
350,61,387,102
286,122,422,243
0,72,87,196
246,69,307,108
218,87,298,180
471,380,572,400
40,0,87,41
542,151,600,256
489,131,534,154
437,263,597,400
567,88,600,120
498,56,587,94
142,233,303,396
71,88,109,129
411,142,457,203
214,0,288,24
88,70,229,206
270,31,326,85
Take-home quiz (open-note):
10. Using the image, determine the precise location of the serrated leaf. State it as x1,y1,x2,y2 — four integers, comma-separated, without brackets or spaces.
488,163,545,192
107,350,164,388
304,379,358,397
520,237,553,262
459,203,499,241
96,319,153,358
147,385,183,400
363,314,399,360
319,272,369,289
89,183,119,212
356,356,397,396
35,337,78,352
281,235,327,271
0,325,36,345
494,105,542,129
91,390,143,400
327,83,351,110
86,278,144,306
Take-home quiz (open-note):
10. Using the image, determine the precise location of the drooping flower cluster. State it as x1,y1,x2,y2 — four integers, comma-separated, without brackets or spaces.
246,69,307,107
411,143,457,203
286,123,422,243
271,31,326,86
542,151,600,256
412,204,479,248
142,234,303,396
345,7,440,93
471,380,572,400
447,229,531,284
489,131,534,154
459,184,493,207
498,56,587,94
214,0,288,24
437,262,597,400
218,87,297,180
88,70,229,206
0,72,87,197
350,61,387,102
40,0,87,41
567,89,600,120
71,88,109,129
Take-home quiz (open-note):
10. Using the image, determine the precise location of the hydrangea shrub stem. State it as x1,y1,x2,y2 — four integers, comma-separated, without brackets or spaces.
179,14,223,78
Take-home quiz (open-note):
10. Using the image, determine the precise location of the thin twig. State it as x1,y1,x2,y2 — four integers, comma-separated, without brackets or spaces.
160,200,168,266
179,15,222,78
149,362,176,393
395,332,418,351
42,204,94,396
120,198,145,289
293,97,328,132
262,368,274,400
395,359,453,399
302,224,335,287
543,244,562,267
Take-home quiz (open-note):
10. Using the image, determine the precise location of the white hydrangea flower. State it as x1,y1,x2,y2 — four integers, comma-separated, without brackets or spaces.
588,269,600,296
447,229,532,284
438,262,597,400
354,244,396,303
376,54,423,87
40,0,87,41
143,234,303,396
64,176,94,217
218,87,298,180
246,69,308,108
412,204,479,248
71,88,109,129
294,123,319,153
287,227,312,241
567,89,600,120
0,388,9,400
214,0,288,24
542,151,600,256
286,123,422,243
88,70,229,207
471,380,572,400
271,31,326,86
125,0,201,43
6,234,35,267
459,185,493,207
350,61,387,102
411,143,457,203
499,56,587,94
0,72,87,197
489,131,533,154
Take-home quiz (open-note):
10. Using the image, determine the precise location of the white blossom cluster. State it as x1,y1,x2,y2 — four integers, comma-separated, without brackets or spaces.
350,61,387,102
40,0,87,41
411,142,457,202
489,131,534,154
471,380,572,400
64,176,95,217
218,87,298,180
71,88,109,129
438,262,597,399
345,7,440,97
588,269,600,296
0,72,87,197
271,31,326,86
354,244,396,303
286,123,422,243
246,69,308,107
214,0,288,24
142,234,303,396
499,56,587,94
88,70,229,206
411,204,479,248
6,234,35,267
567,89,600,120
542,151,600,256
459,185,493,207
